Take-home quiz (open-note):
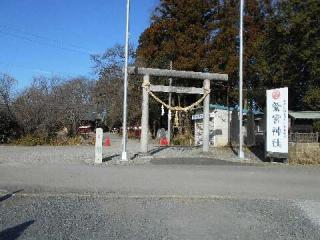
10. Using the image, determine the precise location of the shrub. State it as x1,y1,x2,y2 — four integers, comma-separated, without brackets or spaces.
172,133,194,146
10,134,47,146
48,135,84,146
313,120,320,133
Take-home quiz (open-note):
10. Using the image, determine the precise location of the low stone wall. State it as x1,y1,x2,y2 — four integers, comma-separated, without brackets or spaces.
289,143,320,164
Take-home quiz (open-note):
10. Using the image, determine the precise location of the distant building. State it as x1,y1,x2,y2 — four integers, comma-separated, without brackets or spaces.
289,111,320,133
192,104,263,147
78,110,106,134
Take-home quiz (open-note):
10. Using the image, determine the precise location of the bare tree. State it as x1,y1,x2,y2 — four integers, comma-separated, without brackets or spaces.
54,77,94,134
13,75,94,138
0,73,19,142
91,44,141,128
0,73,16,116
14,76,57,136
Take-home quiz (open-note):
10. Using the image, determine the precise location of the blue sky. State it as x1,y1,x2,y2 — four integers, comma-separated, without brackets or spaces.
0,0,158,89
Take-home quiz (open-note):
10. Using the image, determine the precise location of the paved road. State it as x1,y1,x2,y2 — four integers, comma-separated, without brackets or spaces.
1,158,320,239
1,194,320,240
1,164,320,200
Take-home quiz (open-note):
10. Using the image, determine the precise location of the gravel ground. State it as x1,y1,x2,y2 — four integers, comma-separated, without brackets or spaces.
1,194,320,240
0,134,263,166
150,146,262,162
0,145,95,166
297,201,320,227
0,134,148,166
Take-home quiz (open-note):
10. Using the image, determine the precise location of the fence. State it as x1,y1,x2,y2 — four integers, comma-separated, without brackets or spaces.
289,132,319,143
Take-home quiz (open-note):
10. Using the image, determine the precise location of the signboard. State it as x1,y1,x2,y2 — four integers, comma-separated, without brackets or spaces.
95,128,103,164
192,112,215,120
266,87,288,155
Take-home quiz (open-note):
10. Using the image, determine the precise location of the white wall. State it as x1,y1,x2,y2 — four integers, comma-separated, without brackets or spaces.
212,109,230,146
194,109,230,147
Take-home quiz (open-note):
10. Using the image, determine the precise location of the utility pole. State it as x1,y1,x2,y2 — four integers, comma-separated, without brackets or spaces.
121,0,130,161
239,0,244,159
167,61,173,144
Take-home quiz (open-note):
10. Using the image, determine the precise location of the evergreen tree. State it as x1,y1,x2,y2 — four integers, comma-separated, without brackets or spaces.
137,0,271,107
136,0,220,127
137,0,320,111
137,0,218,72
208,0,272,106
260,0,320,110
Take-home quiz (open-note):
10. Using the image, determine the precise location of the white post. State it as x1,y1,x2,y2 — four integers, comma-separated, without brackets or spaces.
203,79,210,152
239,0,244,159
140,75,150,153
121,0,130,161
95,128,103,164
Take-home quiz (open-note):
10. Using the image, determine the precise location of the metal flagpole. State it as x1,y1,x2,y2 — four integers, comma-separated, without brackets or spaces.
121,0,130,161
239,0,244,159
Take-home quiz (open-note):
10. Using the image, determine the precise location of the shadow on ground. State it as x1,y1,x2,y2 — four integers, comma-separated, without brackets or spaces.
231,144,276,163
151,158,258,166
148,145,202,155
0,220,35,240
0,190,23,203
230,144,239,156
132,145,203,160
248,146,266,162
147,147,167,155
102,154,120,162
248,146,287,163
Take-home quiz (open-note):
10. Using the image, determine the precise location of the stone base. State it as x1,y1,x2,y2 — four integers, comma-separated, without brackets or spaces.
119,159,130,165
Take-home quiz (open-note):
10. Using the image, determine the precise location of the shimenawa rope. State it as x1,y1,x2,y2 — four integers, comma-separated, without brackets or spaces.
142,82,210,112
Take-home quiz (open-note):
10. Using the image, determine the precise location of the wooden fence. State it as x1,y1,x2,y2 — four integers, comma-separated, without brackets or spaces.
289,132,319,143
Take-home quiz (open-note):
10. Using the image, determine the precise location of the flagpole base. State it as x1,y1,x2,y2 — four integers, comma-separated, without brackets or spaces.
121,152,128,162
239,150,244,159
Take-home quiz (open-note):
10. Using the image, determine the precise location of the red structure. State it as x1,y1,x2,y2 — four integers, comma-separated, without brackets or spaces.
160,138,169,146
104,136,111,146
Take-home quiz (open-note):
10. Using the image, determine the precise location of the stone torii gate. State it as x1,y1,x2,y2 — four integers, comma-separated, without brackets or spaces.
128,67,228,153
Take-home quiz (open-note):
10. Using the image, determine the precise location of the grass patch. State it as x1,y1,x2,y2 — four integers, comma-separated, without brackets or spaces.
289,143,320,165
10,134,84,146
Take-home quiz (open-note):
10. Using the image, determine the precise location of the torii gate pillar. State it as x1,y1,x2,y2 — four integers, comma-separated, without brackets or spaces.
140,74,149,153
203,79,210,152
